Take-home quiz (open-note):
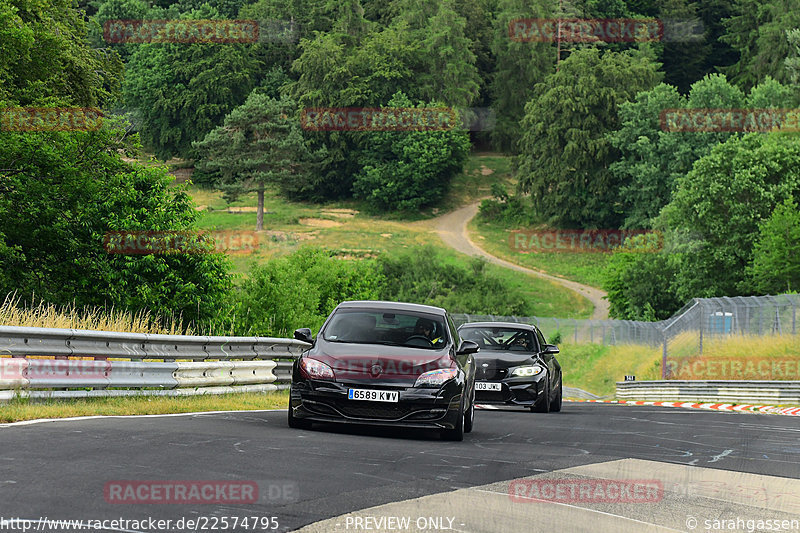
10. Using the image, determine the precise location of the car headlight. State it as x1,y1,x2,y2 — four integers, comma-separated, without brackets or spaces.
414,367,458,388
300,358,335,380
511,365,544,377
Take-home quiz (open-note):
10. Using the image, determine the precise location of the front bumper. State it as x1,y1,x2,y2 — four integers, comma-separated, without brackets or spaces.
290,379,464,430
474,377,545,407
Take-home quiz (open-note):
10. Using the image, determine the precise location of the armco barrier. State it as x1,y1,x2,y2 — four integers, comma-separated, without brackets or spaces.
616,380,800,404
0,325,308,400
0,325,308,361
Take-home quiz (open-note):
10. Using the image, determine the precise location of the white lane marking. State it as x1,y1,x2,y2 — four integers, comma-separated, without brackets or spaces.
708,449,734,463
474,489,686,532
0,409,285,428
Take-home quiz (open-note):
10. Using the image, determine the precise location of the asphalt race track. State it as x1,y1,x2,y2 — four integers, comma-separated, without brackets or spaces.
1,403,799,532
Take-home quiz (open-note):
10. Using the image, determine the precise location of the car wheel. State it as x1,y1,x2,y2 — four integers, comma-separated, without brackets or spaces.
287,404,311,429
464,387,475,433
550,376,562,412
442,396,465,441
531,380,550,413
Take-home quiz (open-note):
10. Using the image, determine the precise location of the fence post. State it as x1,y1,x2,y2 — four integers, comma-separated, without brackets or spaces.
573,319,578,343
699,318,703,355
662,332,668,379
792,299,797,335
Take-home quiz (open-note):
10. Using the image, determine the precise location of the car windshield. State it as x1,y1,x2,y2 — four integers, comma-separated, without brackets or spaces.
322,309,447,349
460,327,537,352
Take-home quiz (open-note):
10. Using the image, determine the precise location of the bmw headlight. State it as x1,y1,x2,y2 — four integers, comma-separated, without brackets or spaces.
511,365,544,377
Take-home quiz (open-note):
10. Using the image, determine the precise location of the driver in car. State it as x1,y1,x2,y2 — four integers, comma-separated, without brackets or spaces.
414,318,443,345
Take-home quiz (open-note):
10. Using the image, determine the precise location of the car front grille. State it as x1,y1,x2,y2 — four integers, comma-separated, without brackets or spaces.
477,367,508,380
333,401,415,420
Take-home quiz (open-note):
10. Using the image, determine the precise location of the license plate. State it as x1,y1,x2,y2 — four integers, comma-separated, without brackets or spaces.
348,389,399,402
475,382,502,391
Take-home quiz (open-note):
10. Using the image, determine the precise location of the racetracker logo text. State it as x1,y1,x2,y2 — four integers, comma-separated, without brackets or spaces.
300,107,458,132
103,230,258,255
508,479,663,503
509,229,663,253
660,108,800,132
104,481,258,504
509,18,663,43
0,358,109,381
102,19,259,43
1,107,104,132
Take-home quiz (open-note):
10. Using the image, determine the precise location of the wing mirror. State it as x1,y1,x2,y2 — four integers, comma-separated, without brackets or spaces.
543,344,559,354
294,328,314,344
457,340,480,355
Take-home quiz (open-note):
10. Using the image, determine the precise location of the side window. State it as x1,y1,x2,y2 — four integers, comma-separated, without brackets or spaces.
535,328,546,350
446,314,459,346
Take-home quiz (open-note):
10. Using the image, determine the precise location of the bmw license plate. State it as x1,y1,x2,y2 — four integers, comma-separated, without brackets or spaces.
475,382,502,391
348,389,399,402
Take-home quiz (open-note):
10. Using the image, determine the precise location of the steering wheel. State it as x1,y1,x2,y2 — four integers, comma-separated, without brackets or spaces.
405,335,433,347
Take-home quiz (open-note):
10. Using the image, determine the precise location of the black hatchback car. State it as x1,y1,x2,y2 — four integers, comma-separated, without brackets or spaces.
457,322,562,412
288,301,479,440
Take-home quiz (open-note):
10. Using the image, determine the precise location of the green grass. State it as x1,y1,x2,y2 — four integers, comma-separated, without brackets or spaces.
469,218,612,288
559,333,800,398
0,391,289,423
180,153,593,317
439,152,514,211
559,343,662,397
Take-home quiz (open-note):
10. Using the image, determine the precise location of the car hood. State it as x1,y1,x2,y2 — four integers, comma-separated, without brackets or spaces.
474,351,539,367
307,341,452,381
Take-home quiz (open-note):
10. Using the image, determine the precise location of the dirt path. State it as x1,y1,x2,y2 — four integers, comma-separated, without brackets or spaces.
430,203,610,320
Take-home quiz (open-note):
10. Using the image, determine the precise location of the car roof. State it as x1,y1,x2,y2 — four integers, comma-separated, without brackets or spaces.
458,321,540,331
336,300,447,315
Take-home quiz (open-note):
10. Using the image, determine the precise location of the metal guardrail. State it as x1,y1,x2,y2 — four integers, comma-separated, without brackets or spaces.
616,380,800,404
0,325,310,361
0,325,310,401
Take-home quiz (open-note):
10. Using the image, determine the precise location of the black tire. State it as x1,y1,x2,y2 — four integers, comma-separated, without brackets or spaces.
442,396,465,441
464,387,475,433
288,404,311,429
531,380,550,413
550,376,562,412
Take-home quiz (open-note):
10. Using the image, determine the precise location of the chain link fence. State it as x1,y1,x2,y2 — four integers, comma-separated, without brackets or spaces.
452,293,800,379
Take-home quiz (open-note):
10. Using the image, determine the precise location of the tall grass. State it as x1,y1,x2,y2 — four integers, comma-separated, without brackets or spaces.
0,293,193,334
560,332,800,397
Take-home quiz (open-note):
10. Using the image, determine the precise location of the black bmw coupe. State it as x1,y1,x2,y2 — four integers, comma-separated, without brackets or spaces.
288,301,478,440
457,322,562,413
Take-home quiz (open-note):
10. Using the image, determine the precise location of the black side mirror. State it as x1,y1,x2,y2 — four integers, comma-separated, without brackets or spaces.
457,340,480,355
294,328,313,344
543,344,559,354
